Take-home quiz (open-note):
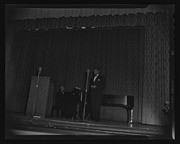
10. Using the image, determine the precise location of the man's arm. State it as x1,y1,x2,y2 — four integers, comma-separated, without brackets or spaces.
92,75,105,89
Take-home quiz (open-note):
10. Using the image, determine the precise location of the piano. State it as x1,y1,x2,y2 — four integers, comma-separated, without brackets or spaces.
102,95,134,123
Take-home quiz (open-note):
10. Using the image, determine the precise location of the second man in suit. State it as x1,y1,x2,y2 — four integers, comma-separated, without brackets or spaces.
89,68,105,122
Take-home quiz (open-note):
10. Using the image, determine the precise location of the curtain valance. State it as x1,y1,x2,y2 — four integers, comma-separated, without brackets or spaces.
12,12,168,31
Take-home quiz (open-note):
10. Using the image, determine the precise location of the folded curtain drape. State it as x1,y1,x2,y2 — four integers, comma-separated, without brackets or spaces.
6,12,171,125
7,27,144,123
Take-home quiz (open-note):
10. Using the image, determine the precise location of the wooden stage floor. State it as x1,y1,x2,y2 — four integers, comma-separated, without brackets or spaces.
5,113,172,139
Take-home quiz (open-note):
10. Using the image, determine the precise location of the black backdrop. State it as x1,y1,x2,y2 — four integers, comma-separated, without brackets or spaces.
7,27,144,123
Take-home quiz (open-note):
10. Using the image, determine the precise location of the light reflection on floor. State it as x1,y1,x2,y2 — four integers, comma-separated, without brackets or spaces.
11,128,112,135
11,130,61,135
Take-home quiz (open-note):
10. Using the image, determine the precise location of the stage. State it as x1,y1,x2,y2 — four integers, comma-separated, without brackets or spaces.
5,112,171,139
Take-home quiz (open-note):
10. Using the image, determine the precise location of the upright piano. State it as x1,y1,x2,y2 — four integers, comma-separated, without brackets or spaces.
102,95,134,123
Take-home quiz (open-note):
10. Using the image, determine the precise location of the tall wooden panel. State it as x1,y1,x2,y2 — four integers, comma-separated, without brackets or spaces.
26,76,54,118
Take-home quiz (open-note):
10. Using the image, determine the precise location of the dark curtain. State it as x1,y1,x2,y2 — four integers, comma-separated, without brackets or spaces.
7,27,144,123
6,12,171,125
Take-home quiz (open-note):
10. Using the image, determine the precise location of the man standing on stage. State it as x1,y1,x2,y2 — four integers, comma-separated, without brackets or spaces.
89,68,105,122
51,86,65,118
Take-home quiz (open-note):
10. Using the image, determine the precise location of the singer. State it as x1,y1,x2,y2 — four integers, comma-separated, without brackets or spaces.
89,68,105,122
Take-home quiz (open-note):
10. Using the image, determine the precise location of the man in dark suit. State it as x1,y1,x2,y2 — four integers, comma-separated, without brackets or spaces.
51,86,65,118
89,68,105,122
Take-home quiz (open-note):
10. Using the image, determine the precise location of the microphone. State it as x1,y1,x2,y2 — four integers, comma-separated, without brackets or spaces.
87,69,90,75
38,67,42,75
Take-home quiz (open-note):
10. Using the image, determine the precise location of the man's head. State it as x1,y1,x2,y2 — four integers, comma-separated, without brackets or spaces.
94,68,100,75
60,86,65,92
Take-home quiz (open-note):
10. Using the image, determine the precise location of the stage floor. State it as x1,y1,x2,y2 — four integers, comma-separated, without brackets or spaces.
5,113,171,139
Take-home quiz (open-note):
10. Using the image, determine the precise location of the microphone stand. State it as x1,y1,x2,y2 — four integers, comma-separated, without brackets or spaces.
32,67,42,118
76,91,83,120
82,69,90,121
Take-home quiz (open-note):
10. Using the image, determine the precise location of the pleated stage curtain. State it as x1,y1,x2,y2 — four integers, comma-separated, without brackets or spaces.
6,12,171,125
6,27,144,124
